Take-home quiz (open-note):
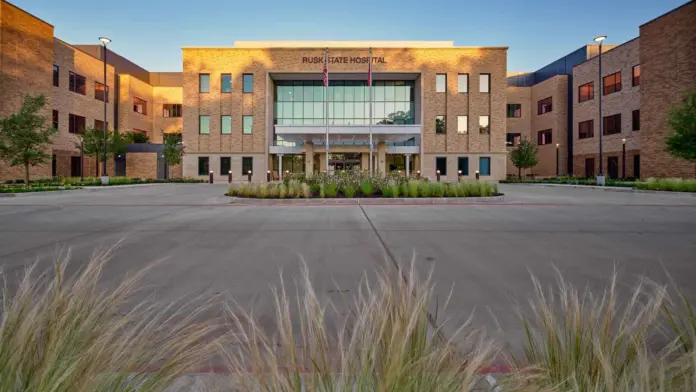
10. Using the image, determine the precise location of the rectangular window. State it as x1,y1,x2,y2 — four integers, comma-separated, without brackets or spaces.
243,74,253,93
537,129,552,145
479,74,490,93
199,115,210,134
458,157,469,176
95,82,109,102
133,97,147,115
457,73,468,93
53,65,59,87
585,158,595,177
457,115,468,134
506,132,521,146
198,157,209,175
435,115,446,134
479,115,490,134
69,72,86,95
632,65,640,86
70,156,82,177
52,110,59,130
578,82,594,102
603,113,621,135
632,110,640,131
199,74,210,93
242,115,253,134
242,157,253,175
68,113,86,134
221,115,232,134
579,119,594,139
537,97,553,114
633,155,640,178
603,72,621,95
163,104,182,118
435,74,446,93
435,157,447,176
94,119,109,131
479,157,491,176
507,104,521,118
221,74,232,93
220,157,231,175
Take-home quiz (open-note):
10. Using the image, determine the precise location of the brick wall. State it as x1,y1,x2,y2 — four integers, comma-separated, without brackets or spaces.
152,86,183,142
126,152,157,179
118,74,154,140
640,1,696,178
574,150,640,179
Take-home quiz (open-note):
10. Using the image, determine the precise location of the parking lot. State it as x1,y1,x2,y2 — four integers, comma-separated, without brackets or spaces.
1,183,695,347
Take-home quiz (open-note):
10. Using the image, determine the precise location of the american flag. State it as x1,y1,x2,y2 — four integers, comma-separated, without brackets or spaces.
323,48,328,87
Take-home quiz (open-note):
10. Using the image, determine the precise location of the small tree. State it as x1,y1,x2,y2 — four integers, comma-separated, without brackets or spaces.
509,139,539,181
0,95,57,185
665,91,696,178
162,132,184,179
77,128,130,177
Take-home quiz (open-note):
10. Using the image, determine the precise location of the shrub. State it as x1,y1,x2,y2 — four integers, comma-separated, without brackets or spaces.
430,182,445,197
325,183,338,198
278,184,287,199
319,184,326,198
391,183,400,198
446,183,458,197
418,180,431,197
361,181,374,197
257,183,268,199
343,184,357,198
301,183,311,198
636,178,696,192
400,182,409,198
408,180,419,198
381,186,393,197
481,182,492,197
311,183,321,195
268,184,279,198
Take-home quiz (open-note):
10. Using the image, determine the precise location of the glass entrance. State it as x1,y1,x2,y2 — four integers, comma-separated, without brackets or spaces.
329,153,361,172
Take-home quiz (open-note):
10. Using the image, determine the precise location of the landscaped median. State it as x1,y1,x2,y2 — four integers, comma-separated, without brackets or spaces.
227,172,502,204
502,176,696,194
0,184,82,194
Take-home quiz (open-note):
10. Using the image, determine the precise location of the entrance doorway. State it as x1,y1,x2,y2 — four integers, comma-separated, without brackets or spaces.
329,153,361,172
608,156,619,179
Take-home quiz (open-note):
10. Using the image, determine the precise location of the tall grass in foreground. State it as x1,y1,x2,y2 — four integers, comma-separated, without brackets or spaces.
223,260,496,391
0,249,221,392
636,178,696,192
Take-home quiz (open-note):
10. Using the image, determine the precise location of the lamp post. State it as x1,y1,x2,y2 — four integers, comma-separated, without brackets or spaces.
436,169,441,182
458,170,462,182
622,138,626,179
556,143,560,176
99,37,111,185
594,35,607,186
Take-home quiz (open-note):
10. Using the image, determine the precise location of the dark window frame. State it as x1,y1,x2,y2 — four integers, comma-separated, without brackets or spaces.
221,73,232,93
507,104,522,118
479,157,491,176
242,115,253,134
479,115,490,134
435,157,447,176
603,113,622,135
68,71,86,95
163,103,182,118
632,65,640,87
94,81,109,102
435,115,446,134
585,158,595,177
506,132,521,146
133,97,148,115
68,113,86,134
578,82,594,103
198,157,209,176
52,110,59,130
221,115,232,135
537,97,553,115
53,65,59,87
242,157,253,175
220,157,231,175
242,74,254,93
537,129,553,145
579,119,594,139
199,74,210,93
94,119,109,131
70,156,82,177
199,115,210,134
603,72,622,95
632,110,640,131
457,157,469,176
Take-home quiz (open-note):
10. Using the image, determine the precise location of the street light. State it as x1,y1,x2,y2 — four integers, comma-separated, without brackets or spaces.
622,138,627,179
594,35,607,185
99,37,111,185
556,143,560,176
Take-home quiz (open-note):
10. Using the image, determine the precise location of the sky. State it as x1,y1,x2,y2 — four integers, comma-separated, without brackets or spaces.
12,0,688,73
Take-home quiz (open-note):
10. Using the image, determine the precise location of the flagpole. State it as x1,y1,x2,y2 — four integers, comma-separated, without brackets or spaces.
368,47,373,174
324,48,329,174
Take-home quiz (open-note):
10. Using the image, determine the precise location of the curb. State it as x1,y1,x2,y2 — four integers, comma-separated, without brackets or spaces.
0,189,83,197
227,195,504,205
502,182,696,196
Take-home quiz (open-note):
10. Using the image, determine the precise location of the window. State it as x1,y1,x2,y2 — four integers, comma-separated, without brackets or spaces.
579,119,594,139
537,129,552,145
68,114,86,134
221,74,232,93
131,129,148,143
163,104,182,118
632,110,640,131
603,113,621,135
458,74,468,93
133,97,147,115
221,115,232,134
457,115,468,134
242,157,253,175
479,115,489,134
435,157,447,176
220,157,231,175
198,157,209,175
578,82,594,102
95,82,109,102
435,115,446,134
199,115,210,134
632,65,640,86
242,115,253,134
479,74,490,93
537,97,552,114
199,74,210,93
70,156,82,177
506,133,521,146
603,72,621,95
585,158,595,177
435,74,446,93
507,104,521,118
94,120,109,131
479,157,491,176
634,155,640,178
69,72,86,95
52,110,59,130
243,74,253,93
53,65,59,87
458,157,469,176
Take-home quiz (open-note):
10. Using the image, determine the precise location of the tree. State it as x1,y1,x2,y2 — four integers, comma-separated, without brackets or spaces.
665,91,696,177
0,95,57,185
509,139,539,180
77,127,131,177
162,132,184,179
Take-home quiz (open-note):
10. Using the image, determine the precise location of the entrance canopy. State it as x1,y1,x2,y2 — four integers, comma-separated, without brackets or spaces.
274,124,420,144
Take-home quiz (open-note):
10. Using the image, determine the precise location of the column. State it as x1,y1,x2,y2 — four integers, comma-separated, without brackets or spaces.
377,143,387,174
278,154,284,180
405,154,410,177
304,143,314,173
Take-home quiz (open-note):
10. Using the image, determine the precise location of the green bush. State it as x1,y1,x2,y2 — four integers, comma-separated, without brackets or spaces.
325,183,338,198
381,186,393,197
636,178,696,192
418,181,431,197
301,183,311,198
408,180,419,198
446,183,458,197
361,181,374,196
268,184,279,198
258,184,268,199
343,184,357,198
391,183,400,198
319,184,326,198
430,182,444,197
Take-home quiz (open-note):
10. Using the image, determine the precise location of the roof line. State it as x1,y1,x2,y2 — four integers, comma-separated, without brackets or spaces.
181,46,509,50
571,37,639,69
54,37,116,68
2,0,53,27
640,0,695,27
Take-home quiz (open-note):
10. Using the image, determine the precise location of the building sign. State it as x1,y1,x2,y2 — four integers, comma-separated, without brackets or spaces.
302,56,386,64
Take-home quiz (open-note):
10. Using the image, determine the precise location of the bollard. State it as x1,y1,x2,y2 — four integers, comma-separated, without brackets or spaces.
248,170,252,183
475,170,480,180
458,170,462,183
228,170,232,184
436,169,441,182
209,170,214,184
267,170,271,183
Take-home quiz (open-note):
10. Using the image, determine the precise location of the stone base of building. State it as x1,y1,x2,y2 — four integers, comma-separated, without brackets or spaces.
573,150,641,179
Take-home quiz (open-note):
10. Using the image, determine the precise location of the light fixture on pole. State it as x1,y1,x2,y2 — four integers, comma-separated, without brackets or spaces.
622,138,626,179
594,35,607,185
99,37,111,185
556,143,560,176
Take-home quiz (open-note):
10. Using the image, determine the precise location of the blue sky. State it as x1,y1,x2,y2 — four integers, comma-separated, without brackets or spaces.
13,0,687,73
